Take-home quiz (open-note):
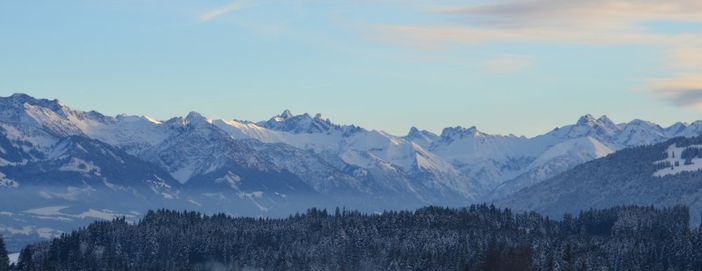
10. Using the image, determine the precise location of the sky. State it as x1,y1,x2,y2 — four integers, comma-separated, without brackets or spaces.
1,0,702,137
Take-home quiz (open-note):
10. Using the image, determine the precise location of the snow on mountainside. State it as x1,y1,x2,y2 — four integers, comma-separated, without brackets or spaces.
4,93,702,250
499,136,702,224
403,127,439,149
217,110,476,200
489,137,614,198
653,144,702,177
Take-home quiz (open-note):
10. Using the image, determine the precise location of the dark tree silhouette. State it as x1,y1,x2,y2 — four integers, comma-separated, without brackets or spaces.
0,235,9,271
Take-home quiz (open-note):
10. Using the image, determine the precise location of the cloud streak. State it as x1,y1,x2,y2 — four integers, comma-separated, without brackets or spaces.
200,1,249,22
650,75,702,108
372,0,702,107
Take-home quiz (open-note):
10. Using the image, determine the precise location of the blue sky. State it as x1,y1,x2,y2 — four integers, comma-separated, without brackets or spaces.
1,1,701,136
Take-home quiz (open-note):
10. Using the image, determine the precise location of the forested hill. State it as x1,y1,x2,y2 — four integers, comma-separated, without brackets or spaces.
10,205,702,271
499,136,702,224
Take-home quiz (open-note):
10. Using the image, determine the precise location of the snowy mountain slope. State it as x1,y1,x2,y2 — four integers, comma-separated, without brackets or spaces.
0,94,171,155
215,110,479,200
403,127,439,149
489,137,614,198
498,136,702,224
426,126,536,189
0,124,183,251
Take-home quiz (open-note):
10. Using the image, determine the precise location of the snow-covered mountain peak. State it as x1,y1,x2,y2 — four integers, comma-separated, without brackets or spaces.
165,112,211,129
615,119,666,146
676,121,702,137
275,109,294,121
5,93,61,107
115,114,162,125
597,115,617,127
1,93,69,117
261,112,332,134
407,127,438,138
184,111,210,123
404,127,439,148
259,110,362,136
666,122,688,135
313,113,327,121
162,112,214,130
627,119,660,128
576,114,597,126
267,109,326,123
440,126,483,139
547,114,622,141
574,114,618,131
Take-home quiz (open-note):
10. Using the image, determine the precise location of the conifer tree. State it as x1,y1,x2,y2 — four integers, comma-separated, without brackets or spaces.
0,235,8,271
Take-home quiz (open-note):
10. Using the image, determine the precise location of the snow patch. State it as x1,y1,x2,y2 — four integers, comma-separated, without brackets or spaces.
215,171,242,190
239,191,268,212
38,186,95,201
653,144,702,177
9,253,19,265
188,199,202,206
36,227,61,239
58,158,101,176
77,209,132,220
23,206,135,221
170,164,196,184
23,206,69,216
0,172,18,188
1,226,33,235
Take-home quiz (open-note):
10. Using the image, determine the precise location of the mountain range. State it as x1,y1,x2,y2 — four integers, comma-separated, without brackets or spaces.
2,93,702,250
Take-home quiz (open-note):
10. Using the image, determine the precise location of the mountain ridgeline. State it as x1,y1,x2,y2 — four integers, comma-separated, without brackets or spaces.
4,93,702,250
12,205,702,271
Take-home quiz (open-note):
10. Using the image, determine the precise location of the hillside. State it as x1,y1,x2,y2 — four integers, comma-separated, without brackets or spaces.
499,136,702,223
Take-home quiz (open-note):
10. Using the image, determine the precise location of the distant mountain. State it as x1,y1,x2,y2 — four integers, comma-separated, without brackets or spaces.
498,136,702,224
3,93,702,250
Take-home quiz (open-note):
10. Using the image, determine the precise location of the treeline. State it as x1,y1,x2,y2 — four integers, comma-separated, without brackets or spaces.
8,205,702,270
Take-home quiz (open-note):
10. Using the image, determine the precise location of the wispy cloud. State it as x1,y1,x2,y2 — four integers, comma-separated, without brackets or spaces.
200,1,250,22
432,1,702,29
377,0,702,46
649,75,702,108
372,0,702,107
